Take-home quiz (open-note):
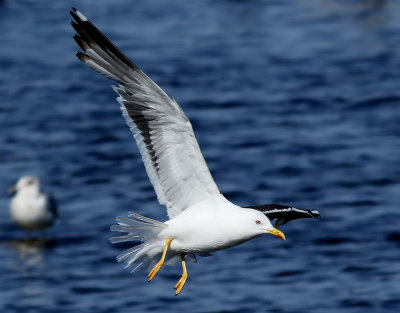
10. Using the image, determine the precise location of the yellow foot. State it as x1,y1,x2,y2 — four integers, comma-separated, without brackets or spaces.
147,237,173,282
174,272,188,295
148,261,163,282
174,253,188,296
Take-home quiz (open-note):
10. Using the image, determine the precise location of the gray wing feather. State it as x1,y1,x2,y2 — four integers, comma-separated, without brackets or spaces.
71,9,220,218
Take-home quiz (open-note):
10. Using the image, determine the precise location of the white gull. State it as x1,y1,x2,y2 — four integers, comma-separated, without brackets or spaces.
70,8,285,295
9,176,57,238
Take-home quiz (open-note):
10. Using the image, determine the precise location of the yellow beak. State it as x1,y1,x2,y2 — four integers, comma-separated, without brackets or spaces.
267,227,285,240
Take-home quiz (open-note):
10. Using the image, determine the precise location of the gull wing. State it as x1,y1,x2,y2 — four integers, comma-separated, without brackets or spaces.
245,204,320,227
70,8,220,218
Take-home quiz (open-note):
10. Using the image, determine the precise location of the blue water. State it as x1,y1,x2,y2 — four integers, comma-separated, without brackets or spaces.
1,0,400,312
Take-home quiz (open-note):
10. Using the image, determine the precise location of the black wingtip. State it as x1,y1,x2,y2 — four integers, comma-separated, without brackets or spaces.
76,51,90,62
74,34,88,50
70,7,88,24
70,7,79,17
70,9,78,21
275,218,287,227
245,203,321,226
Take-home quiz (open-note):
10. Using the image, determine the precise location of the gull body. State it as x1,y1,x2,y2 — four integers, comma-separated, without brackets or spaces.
10,176,57,236
163,195,273,253
70,8,306,295
111,194,280,272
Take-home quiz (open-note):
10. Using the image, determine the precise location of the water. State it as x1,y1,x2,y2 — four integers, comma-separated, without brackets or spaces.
1,0,399,312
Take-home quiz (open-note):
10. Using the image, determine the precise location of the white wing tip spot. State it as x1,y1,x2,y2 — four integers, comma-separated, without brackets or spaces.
75,10,88,22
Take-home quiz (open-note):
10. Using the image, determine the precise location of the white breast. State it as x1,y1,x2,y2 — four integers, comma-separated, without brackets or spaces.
161,195,259,253
10,194,54,230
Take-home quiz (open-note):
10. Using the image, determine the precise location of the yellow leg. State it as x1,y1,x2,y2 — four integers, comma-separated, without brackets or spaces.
174,253,188,295
148,237,173,282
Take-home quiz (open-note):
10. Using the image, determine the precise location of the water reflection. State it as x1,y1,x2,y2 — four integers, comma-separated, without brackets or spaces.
0,239,54,311
5,239,55,268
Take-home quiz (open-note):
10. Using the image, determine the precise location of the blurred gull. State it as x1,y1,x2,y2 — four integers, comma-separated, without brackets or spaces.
71,8,318,295
9,176,58,238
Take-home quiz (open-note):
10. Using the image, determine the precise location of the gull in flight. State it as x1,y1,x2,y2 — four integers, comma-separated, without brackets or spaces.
70,8,318,295
9,176,58,238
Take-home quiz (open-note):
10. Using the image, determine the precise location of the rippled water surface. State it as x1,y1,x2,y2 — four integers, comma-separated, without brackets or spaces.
1,0,400,312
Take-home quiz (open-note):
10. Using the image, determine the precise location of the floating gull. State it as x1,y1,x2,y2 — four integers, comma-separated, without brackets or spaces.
9,176,58,238
70,8,319,295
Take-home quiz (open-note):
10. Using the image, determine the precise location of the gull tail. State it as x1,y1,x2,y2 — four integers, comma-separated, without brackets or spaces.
110,213,168,272
110,212,199,272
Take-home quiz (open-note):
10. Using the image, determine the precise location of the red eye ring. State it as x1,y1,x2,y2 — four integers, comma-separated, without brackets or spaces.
255,220,261,225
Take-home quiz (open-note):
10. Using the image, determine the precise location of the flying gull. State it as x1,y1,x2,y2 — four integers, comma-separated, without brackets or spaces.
70,8,319,295
9,176,58,238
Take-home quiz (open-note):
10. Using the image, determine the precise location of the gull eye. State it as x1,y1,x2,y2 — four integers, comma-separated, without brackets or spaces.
255,220,261,225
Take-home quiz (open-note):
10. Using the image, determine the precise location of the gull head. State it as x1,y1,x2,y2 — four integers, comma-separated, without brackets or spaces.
9,176,40,194
241,209,285,240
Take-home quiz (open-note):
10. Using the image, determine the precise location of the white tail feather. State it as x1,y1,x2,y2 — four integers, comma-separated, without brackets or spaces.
110,212,199,272
110,212,167,271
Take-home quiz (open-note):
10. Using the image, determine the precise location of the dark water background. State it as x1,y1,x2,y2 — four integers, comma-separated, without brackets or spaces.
1,0,400,312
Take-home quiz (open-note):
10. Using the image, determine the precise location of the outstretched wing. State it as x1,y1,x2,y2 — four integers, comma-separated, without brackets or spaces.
245,204,320,227
71,8,220,218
